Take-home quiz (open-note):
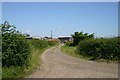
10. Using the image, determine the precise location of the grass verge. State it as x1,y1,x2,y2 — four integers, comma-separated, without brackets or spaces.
61,45,88,60
2,46,52,78
61,45,117,63
23,46,51,77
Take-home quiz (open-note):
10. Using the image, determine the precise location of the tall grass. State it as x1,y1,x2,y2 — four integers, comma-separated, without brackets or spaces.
61,45,88,60
2,66,24,78
2,39,58,78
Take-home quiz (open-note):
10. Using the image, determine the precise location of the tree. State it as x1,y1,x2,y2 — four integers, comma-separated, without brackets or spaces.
71,31,94,46
88,33,95,38
2,21,16,34
71,32,83,46
24,33,30,37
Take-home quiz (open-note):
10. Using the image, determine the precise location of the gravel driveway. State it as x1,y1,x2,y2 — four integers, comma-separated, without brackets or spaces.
27,45,118,78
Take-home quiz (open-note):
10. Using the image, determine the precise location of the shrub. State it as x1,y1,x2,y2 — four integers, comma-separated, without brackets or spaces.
65,41,74,46
2,21,30,67
77,38,120,61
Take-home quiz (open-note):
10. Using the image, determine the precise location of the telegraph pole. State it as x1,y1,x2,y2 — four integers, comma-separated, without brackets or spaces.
51,30,52,39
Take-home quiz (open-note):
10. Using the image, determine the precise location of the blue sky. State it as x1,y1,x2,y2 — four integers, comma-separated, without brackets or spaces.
2,2,118,38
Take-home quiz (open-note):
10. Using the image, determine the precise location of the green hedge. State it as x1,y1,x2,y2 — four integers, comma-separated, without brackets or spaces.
2,33,30,67
77,38,120,61
2,21,59,78
2,21,30,67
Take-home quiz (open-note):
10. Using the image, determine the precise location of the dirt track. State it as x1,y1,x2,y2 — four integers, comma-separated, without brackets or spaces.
27,45,118,78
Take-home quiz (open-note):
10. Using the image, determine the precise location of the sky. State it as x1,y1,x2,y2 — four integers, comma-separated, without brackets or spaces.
2,2,118,38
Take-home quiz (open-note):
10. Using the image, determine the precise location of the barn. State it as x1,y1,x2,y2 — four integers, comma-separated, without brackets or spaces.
58,36,73,43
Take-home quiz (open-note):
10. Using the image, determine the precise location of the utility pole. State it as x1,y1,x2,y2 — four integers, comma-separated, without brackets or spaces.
51,30,52,39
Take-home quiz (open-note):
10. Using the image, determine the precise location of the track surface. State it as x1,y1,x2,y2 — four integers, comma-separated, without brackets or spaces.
27,45,118,78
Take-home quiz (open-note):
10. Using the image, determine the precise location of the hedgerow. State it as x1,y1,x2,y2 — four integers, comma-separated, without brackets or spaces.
2,21,59,78
2,21,30,67
77,38,120,61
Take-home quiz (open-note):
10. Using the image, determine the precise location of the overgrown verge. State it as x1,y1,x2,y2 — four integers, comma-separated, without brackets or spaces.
3,39,58,78
21,39,58,78
61,37,120,62
61,45,88,60
2,21,58,78
2,21,31,78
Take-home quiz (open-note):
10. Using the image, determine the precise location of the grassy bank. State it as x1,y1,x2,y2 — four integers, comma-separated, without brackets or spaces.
61,45,88,60
2,47,49,78
61,37,120,62
61,45,117,63
2,39,58,78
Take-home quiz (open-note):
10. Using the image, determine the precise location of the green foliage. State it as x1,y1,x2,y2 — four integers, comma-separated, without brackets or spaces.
2,66,24,78
65,41,74,46
2,21,58,78
71,31,94,46
61,45,76,55
77,38,120,61
2,21,30,67
2,38,50,78
28,39,49,49
61,45,87,60
48,41,58,46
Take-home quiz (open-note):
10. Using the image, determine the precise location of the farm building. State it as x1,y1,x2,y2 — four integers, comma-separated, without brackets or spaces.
47,38,59,42
58,36,73,43
26,36,33,39
26,36,47,40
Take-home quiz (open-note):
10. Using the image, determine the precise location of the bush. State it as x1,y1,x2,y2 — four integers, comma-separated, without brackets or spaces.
77,38,120,61
2,21,58,78
2,21,30,67
65,41,74,46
